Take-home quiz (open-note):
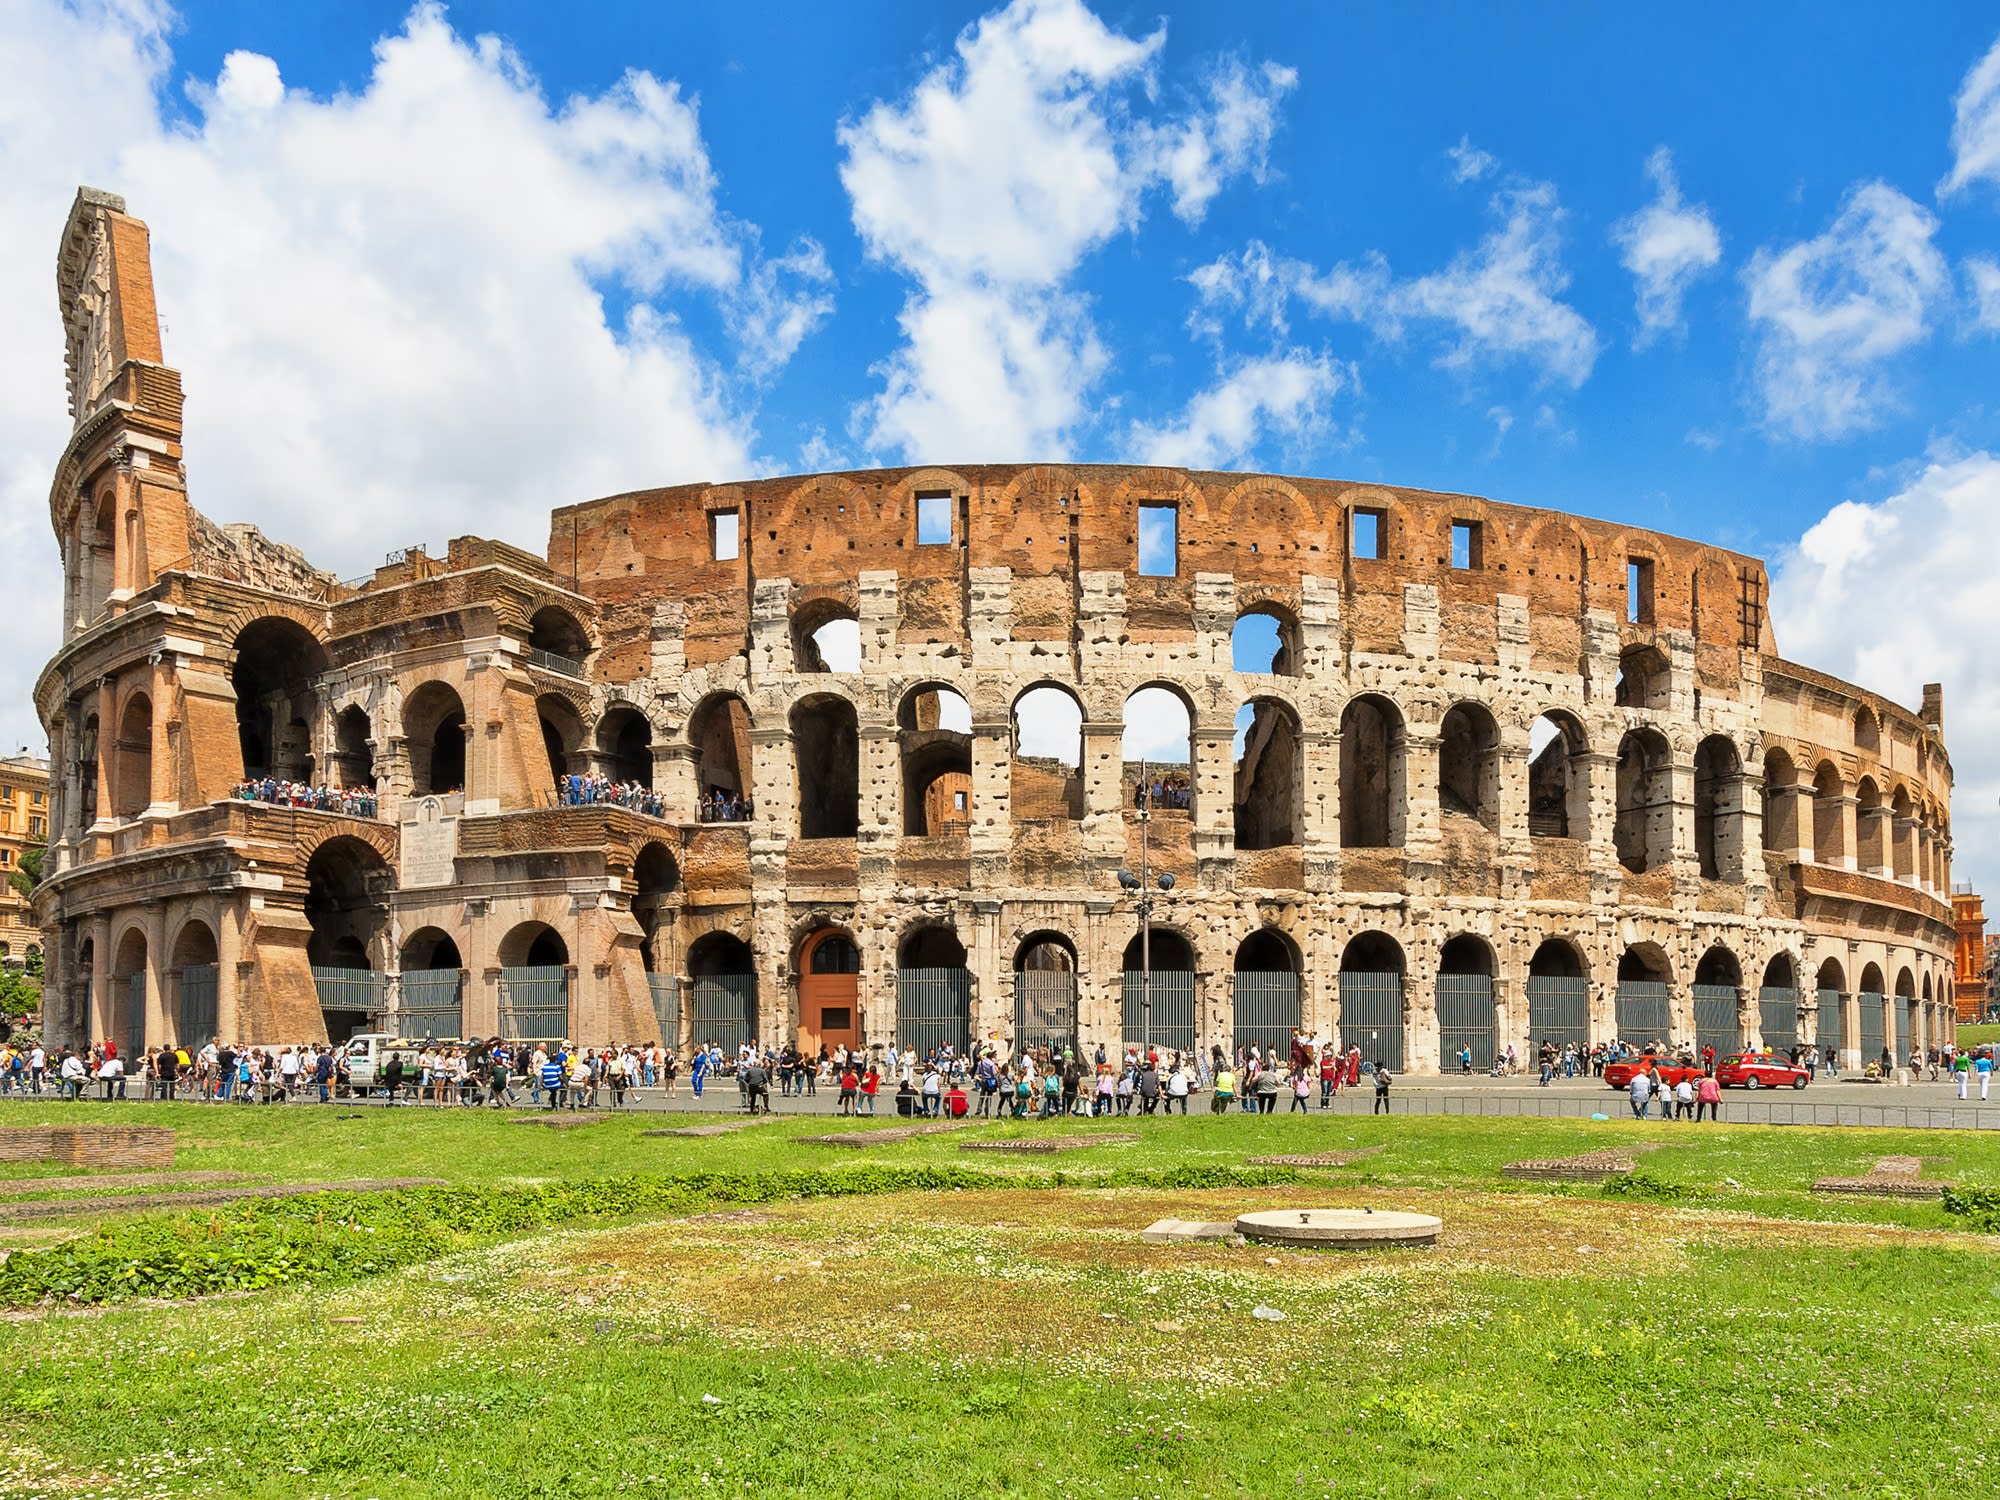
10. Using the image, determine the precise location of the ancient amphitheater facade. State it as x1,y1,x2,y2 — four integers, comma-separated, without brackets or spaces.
33,190,1960,1070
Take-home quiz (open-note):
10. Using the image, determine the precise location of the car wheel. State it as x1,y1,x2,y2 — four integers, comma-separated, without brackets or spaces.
1792,1075,1807,1089
1745,1075,1761,1090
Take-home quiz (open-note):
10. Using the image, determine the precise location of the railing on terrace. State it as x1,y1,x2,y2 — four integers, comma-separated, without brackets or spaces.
524,647,584,677
230,783,382,818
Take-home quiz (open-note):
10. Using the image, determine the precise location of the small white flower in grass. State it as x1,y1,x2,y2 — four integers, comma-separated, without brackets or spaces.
1252,1305,1286,1321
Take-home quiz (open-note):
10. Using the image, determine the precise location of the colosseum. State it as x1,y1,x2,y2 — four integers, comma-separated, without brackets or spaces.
32,189,1961,1071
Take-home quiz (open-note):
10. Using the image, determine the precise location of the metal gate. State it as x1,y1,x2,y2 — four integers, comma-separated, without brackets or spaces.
313,966,383,1020
1857,991,1886,1066
1338,971,1404,1071
1234,971,1301,1064
498,965,570,1041
1014,970,1076,1057
689,972,756,1050
177,965,217,1047
1527,976,1591,1054
1123,969,1196,1056
1693,985,1741,1059
1614,981,1671,1045
1437,974,1495,1071
400,970,463,1040
898,968,973,1059
1758,987,1799,1055
126,973,146,1060
1815,989,1843,1053
1894,997,1914,1064
647,974,682,1051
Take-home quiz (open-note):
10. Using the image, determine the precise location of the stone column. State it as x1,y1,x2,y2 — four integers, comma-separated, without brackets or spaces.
1786,784,1816,863
1300,729,1339,891
142,902,168,1048
1190,725,1235,887
1580,751,1621,872
88,913,114,1045
217,899,244,1045
1834,794,1859,871
92,677,115,828
1403,729,1441,850
1860,803,1894,878
656,743,699,823
969,715,1011,888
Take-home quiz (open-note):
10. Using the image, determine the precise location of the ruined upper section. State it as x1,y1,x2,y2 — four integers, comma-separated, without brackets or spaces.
186,510,342,600
56,188,165,429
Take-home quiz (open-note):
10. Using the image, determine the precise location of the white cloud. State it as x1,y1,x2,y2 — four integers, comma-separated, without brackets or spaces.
1446,135,1495,184
1939,32,2000,198
0,2,831,756
1124,349,1348,469
1967,256,2000,333
1742,182,1948,440
1612,147,1722,347
1189,180,1600,387
1769,451,2000,896
837,0,1295,460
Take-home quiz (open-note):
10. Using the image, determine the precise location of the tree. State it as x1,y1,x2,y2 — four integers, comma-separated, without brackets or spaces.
7,843,43,903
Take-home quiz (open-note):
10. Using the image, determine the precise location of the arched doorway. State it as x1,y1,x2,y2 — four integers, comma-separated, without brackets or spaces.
231,618,329,781
1233,929,1301,1063
1122,928,1196,1057
111,927,147,1060
689,693,753,820
400,928,464,1040
170,920,219,1047
1013,933,1077,1057
527,606,590,668
1528,713,1588,840
899,685,973,836
306,837,391,1040
1693,946,1743,1057
1857,962,1888,1067
1693,735,1744,880
597,705,653,787
1011,685,1084,821
1438,703,1500,831
898,926,973,1059
1339,696,1404,848
496,922,570,1042
1527,938,1591,1055
1615,728,1673,873
335,705,375,790
635,842,681,1046
404,682,468,798
1894,967,1917,1065
792,694,859,838
688,933,756,1051
1614,945,1673,1046
1339,932,1405,1070
1760,954,1800,1055
114,693,152,818
537,694,585,788
1814,958,1846,1056
798,928,860,1058
1437,934,1497,1071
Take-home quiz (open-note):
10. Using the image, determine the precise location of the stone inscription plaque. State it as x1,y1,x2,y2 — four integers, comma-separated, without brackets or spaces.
401,796,459,889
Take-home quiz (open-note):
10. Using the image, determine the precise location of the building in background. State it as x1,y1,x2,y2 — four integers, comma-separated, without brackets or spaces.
1954,887,1989,1022
0,754,50,972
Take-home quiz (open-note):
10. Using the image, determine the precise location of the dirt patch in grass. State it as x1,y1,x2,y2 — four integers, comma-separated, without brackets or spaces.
0,1171,250,1198
0,1177,446,1222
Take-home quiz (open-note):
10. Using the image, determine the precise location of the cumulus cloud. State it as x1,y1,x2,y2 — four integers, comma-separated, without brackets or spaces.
1189,179,1601,387
1124,349,1348,469
1939,31,2000,198
0,1,831,755
1967,257,2000,333
1742,182,1948,440
1612,147,1722,347
838,0,1295,460
1769,451,2000,894
1446,135,1495,184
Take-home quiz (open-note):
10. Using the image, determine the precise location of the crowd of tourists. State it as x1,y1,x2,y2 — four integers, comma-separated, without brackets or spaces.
230,779,379,817
1135,775,1191,811
697,789,752,823
555,775,666,818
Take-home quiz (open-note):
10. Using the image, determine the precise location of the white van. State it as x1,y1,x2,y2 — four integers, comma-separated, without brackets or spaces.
343,1033,429,1093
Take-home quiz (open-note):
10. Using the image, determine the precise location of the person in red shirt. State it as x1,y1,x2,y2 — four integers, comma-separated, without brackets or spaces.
859,1065,881,1116
945,1081,968,1117
838,1067,860,1115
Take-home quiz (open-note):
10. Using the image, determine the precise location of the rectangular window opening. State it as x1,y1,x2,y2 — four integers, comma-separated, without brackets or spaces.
1450,520,1482,570
709,509,740,562
1628,557,1655,624
916,492,952,545
952,790,967,810
1352,508,1385,561
1137,503,1178,577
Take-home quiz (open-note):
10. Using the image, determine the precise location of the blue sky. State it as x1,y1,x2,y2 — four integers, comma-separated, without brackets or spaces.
2,0,1998,888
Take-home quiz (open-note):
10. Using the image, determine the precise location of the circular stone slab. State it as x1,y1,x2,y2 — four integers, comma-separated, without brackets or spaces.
1233,1208,1441,1248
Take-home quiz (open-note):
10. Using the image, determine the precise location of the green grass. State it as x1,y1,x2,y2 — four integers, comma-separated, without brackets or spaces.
0,1102,1996,1496
1956,1023,2000,1048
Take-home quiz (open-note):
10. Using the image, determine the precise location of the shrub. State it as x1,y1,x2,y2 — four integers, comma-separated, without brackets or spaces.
1940,1186,2000,1231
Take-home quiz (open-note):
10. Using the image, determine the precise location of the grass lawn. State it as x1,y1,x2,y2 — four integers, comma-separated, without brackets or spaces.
0,1102,1995,1497
1956,1023,2000,1049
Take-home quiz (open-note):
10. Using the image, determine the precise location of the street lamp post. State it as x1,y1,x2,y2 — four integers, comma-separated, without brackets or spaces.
1118,758,1175,1062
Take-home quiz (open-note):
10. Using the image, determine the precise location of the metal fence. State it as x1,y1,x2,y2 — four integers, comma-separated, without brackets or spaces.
1858,991,1886,1064
1339,970,1404,1071
1693,985,1742,1059
177,965,217,1047
1122,970,1196,1056
312,966,384,1018
1894,997,1914,1062
647,974,682,1051
1758,987,1799,1055
1234,970,1301,1063
1014,970,1076,1057
525,646,583,677
1614,981,1671,1044
689,972,756,1050
1817,989,1843,1053
898,967,973,1059
1437,974,1496,1070
498,966,569,1041
126,973,146,1059
400,970,464,1040
1527,976,1591,1054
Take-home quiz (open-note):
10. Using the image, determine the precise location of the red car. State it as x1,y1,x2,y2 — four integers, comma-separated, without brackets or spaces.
1715,1053,1809,1089
1603,1056,1704,1090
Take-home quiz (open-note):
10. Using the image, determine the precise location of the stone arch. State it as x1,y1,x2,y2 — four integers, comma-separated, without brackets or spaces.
1440,933,1497,976
1762,747,1798,854
1762,951,1800,990
1529,937,1590,979
1858,961,1886,995
296,817,399,869
1529,710,1589,840
1811,760,1846,865
1852,704,1881,756
1123,683,1196,813
401,926,462,971
1855,775,1886,871
1692,733,1745,880
112,690,152,818
403,681,468,798
334,704,374,790
230,616,330,781
168,917,218,1048
898,683,973,836
791,592,860,673
1615,644,1670,710
1614,726,1673,873
1339,693,1406,848
596,703,652,786
498,921,569,969
1011,682,1084,821
536,692,586,785
688,692,753,811
1439,700,1501,831
110,925,148,1053
1014,931,1078,970
526,605,590,661
1230,599,1303,676
1695,944,1742,987
1216,474,1323,572
305,835,392,970
1618,942,1673,984
1233,695,1302,850
791,691,859,839
1338,930,1407,1070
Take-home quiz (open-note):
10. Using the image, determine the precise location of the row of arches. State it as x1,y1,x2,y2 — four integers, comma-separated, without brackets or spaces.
1763,749,1951,887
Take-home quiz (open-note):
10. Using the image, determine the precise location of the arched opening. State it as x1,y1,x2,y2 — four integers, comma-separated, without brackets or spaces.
1890,786,1915,882
1693,944,1743,1057
1438,702,1501,832
84,492,116,623
1814,957,1846,1057
307,836,390,1038
1894,966,1917,1065
335,706,374,790
792,694,859,839
799,928,861,1057
111,928,147,1059
1855,777,1886,872
1528,712,1588,840
537,693,585,787
170,920,218,1048
1811,762,1846,866
689,693,753,821
77,713,99,826
1124,686,1194,813
687,933,756,1050
1437,934,1498,1072
1852,706,1880,756
74,936,96,1057
793,602,859,673
1339,695,1405,848
1857,961,1887,1067
113,692,152,819
526,606,590,666
1233,697,1301,850
1339,931,1406,1070
898,925,973,1059
1122,927,1196,1056
1527,937,1590,1054
596,705,653,787
899,685,973,836
634,839,680,1019
231,618,329,781
1014,932,1079,1055
1231,604,1300,676
1614,644,1669,710
1011,685,1083,821
496,921,570,1041
1614,727,1673,873
403,682,467,798
1761,748,1798,856
1614,943,1672,1046
399,927,464,1040
1234,928,1301,1062
1693,735,1744,881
